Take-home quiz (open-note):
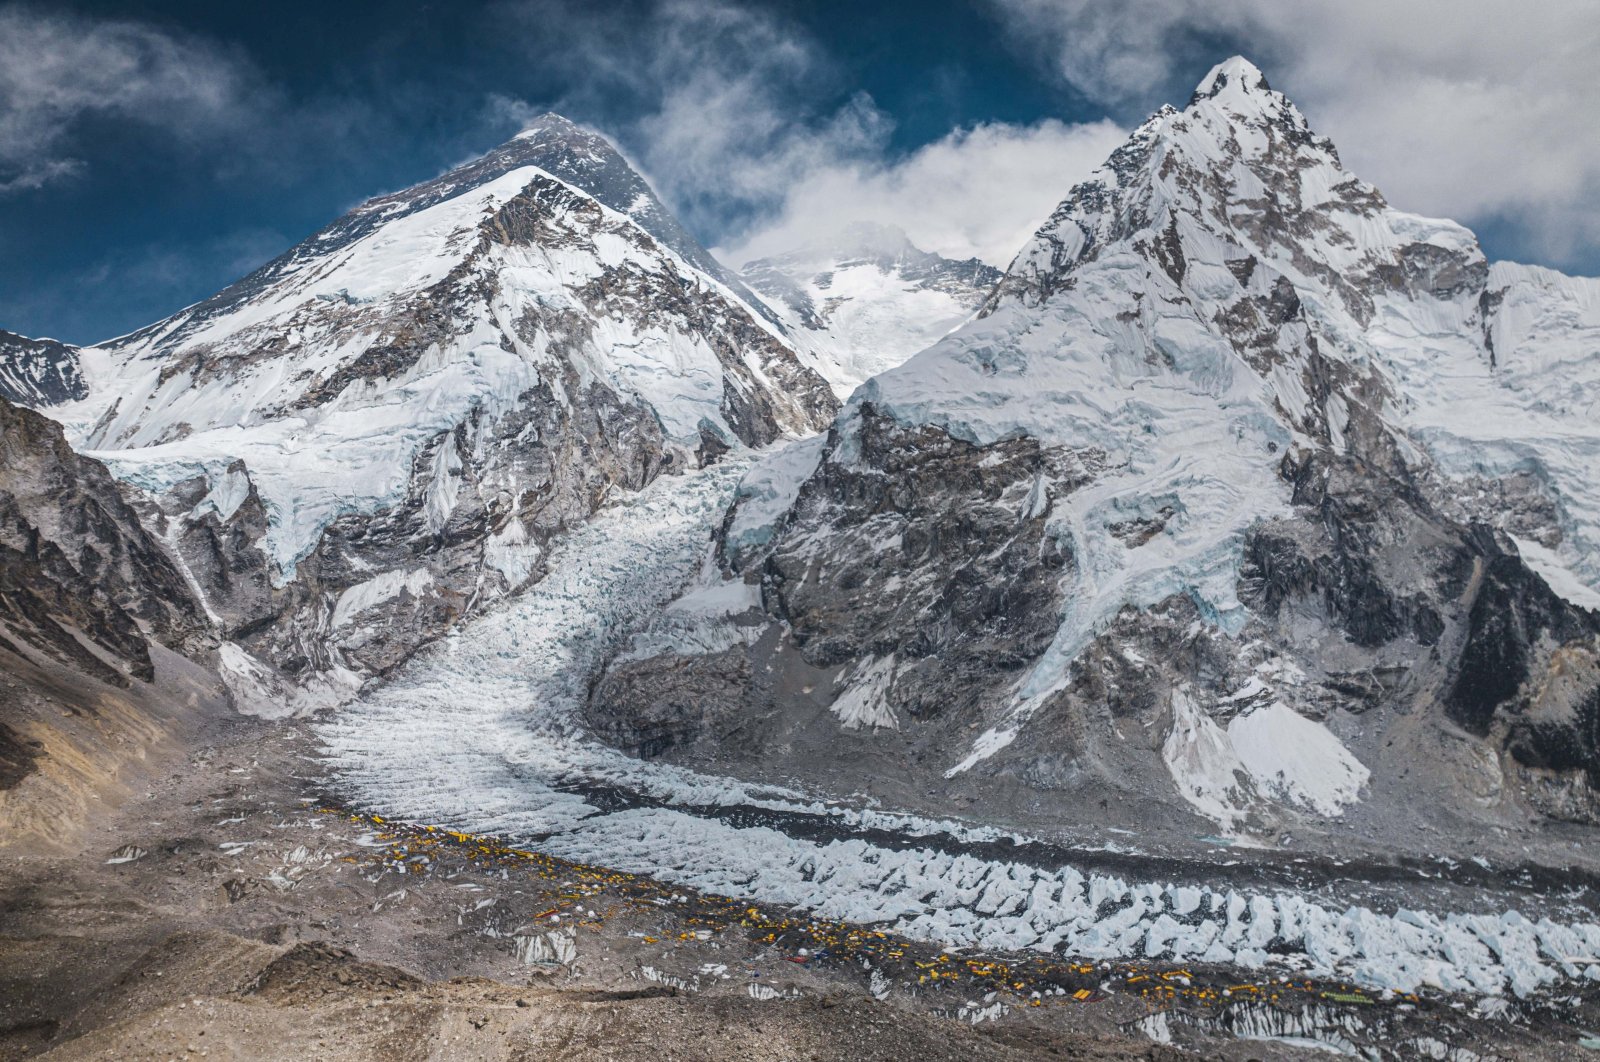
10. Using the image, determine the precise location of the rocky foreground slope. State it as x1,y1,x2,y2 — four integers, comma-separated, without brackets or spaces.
589,58,1600,848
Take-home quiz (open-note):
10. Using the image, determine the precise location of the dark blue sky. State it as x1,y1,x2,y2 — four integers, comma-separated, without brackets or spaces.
0,0,1588,345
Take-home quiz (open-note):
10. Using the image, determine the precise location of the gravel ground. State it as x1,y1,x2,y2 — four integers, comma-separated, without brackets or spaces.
1,707,1595,1060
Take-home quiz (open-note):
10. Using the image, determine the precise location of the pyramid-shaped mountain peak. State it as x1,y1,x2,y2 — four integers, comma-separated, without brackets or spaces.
1190,55,1272,102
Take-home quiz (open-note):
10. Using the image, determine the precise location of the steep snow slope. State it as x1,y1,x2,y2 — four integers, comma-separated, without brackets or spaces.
740,223,1001,397
0,330,84,408
51,115,836,706
591,58,1600,840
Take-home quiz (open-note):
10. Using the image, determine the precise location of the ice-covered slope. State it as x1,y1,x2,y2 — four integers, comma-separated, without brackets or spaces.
0,330,85,408
51,115,837,706
591,58,1600,842
739,223,1002,397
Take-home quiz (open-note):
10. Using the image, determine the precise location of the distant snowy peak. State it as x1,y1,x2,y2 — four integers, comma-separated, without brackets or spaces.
0,330,85,408
750,221,1001,304
741,223,1002,397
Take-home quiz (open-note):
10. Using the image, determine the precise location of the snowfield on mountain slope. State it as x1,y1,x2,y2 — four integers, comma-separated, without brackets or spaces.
738,223,1002,399
752,259,987,398
320,451,1600,1001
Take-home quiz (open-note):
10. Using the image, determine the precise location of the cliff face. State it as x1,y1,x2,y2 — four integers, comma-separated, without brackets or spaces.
0,397,210,688
0,395,224,847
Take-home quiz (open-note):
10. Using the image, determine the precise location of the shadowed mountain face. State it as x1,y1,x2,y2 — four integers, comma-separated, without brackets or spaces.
0,396,210,688
588,58,1600,843
0,395,222,847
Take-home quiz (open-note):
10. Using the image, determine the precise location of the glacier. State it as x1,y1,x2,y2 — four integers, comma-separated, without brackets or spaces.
320,447,1600,1000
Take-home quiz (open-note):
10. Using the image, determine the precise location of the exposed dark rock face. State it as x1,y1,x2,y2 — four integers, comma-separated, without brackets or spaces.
0,330,85,408
758,407,1082,689
0,395,226,844
589,405,1096,763
0,397,210,688
0,719,39,792
1442,530,1600,808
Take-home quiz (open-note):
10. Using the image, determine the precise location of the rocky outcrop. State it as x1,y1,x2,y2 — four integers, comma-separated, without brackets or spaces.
0,395,224,847
590,405,1090,759
0,397,210,687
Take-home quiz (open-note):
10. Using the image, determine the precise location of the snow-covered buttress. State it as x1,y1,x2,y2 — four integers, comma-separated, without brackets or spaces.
0,330,85,408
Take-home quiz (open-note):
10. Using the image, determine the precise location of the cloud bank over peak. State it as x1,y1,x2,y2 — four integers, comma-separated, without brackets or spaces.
713,117,1127,269
493,0,1127,269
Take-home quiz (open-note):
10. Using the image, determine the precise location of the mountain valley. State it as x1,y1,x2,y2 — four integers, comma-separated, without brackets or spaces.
4,57,1600,1061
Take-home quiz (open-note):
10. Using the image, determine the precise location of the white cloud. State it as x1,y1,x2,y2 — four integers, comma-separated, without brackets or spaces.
715,117,1128,268
989,0,1600,269
0,6,252,193
495,0,1127,268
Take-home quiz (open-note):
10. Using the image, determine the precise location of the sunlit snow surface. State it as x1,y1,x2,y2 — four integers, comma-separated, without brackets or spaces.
321,456,1600,999
760,260,984,399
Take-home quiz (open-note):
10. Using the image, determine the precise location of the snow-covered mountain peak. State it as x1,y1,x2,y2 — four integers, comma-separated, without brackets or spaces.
45,112,836,706
511,111,590,140
741,225,1002,398
1189,54,1272,104
989,51,1478,343
651,56,1600,838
